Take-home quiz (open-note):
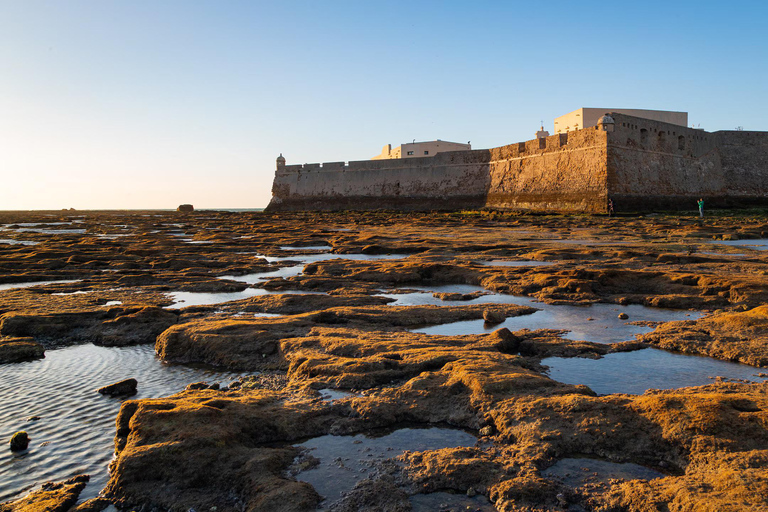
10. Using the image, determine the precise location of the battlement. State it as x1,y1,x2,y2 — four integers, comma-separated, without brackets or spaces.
268,115,768,213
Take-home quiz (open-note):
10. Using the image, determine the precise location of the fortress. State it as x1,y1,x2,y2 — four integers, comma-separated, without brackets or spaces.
266,110,768,213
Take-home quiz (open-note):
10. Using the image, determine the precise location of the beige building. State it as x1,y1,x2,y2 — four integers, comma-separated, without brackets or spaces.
554,108,688,134
372,140,471,160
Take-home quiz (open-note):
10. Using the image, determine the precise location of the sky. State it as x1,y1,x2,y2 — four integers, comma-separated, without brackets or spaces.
1,0,767,210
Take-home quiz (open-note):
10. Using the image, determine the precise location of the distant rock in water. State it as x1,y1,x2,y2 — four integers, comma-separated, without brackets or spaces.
9,431,29,451
483,309,506,324
98,378,137,396
177,204,194,213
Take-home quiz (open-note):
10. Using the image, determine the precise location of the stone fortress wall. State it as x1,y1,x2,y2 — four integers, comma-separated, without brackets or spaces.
268,149,491,211
266,113,768,213
486,128,608,212
606,113,768,210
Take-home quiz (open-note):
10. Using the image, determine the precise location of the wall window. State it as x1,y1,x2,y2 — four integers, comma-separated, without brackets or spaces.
424,151,429,155
406,151,414,156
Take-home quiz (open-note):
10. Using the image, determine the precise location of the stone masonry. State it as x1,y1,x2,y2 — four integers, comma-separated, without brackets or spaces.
266,113,768,213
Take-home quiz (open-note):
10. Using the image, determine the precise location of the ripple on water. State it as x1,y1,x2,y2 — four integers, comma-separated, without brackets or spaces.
542,348,768,395
0,344,251,502
293,428,477,510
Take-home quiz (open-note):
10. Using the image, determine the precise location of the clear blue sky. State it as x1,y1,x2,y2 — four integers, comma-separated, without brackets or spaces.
1,0,766,209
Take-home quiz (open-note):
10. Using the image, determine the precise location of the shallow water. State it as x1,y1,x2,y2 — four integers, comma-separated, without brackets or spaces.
10,228,86,235
542,348,767,395
412,303,698,344
542,457,664,487
379,284,533,308
0,344,250,502
3,222,71,228
280,245,333,251
167,288,326,309
711,239,768,250
410,491,497,511
219,264,305,283
317,389,355,401
264,253,411,264
0,280,82,292
0,239,39,246
294,428,477,510
480,260,554,267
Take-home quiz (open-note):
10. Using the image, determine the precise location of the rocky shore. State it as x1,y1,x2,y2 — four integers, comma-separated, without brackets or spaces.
1,209,767,511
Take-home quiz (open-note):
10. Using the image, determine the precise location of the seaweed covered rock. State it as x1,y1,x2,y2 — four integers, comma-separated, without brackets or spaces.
0,475,89,512
0,337,44,363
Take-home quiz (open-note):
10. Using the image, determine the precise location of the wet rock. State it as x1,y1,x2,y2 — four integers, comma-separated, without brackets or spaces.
177,204,194,213
97,378,137,396
489,328,521,354
483,309,505,324
640,305,768,366
0,474,89,512
618,312,629,320
0,337,44,363
9,431,29,451
97,307,179,347
186,381,209,390
330,476,410,512
69,497,114,511
479,426,494,437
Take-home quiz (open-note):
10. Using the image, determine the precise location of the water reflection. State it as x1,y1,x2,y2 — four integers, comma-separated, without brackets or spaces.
542,457,664,487
542,348,767,395
412,303,698,344
294,428,477,510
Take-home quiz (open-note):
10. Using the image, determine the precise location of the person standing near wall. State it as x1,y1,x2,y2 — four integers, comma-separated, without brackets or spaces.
608,198,614,217
698,198,704,218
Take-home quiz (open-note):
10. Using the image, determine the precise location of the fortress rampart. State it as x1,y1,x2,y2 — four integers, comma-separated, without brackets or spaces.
266,113,768,213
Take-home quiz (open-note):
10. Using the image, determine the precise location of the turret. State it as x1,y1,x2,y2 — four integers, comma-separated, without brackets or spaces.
276,153,286,170
596,114,615,132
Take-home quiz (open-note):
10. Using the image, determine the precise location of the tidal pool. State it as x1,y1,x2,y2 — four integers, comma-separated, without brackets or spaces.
264,253,411,264
412,303,699,344
224,252,414,286
10,228,86,235
293,427,477,510
711,239,768,250
0,239,39,246
542,348,767,395
480,260,555,267
0,280,82,292
0,344,250,503
167,288,327,309
379,284,532,307
542,457,664,487
280,245,333,251
219,264,305,283
410,491,497,511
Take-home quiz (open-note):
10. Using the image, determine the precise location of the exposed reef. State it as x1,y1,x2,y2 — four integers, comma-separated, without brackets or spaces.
2,209,768,510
